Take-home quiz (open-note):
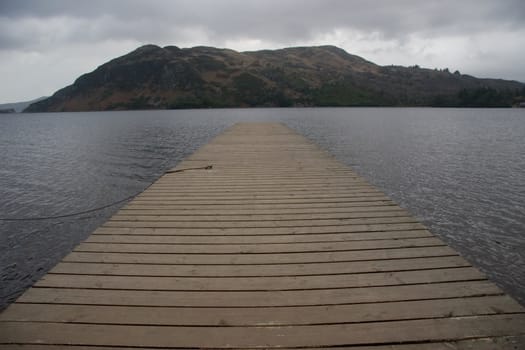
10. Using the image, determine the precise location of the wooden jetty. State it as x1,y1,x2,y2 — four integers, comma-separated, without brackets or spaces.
1,122,524,349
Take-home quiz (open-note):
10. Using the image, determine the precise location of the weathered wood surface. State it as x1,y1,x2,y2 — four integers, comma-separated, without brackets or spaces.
1,122,524,349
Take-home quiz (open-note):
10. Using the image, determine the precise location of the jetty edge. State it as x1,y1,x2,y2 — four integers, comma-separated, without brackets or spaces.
1,122,524,348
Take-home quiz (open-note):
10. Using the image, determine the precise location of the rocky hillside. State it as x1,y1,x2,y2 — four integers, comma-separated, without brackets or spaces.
25,45,525,112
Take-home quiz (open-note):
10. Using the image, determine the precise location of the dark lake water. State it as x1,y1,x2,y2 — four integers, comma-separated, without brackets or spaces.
1,108,524,309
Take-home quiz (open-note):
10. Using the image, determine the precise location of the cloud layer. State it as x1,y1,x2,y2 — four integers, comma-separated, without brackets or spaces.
1,0,524,102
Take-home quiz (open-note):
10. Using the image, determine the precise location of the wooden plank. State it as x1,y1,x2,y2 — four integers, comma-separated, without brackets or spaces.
101,216,419,228
117,204,401,214
91,222,427,235
128,196,392,204
63,246,460,264
123,200,396,209
2,315,524,348
139,186,381,193
49,256,470,277
129,194,390,201
3,336,525,349
87,229,433,244
1,296,520,326
35,267,484,291
152,177,368,184
154,178,366,182
73,237,444,254
109,210,410,222
114,207,409,217
143,185,378,193
122,203,400,212
15,281,503,307
134,190,386,199
147,182,376,190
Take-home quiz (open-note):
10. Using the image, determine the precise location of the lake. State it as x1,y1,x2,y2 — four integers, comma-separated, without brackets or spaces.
1,107,524,309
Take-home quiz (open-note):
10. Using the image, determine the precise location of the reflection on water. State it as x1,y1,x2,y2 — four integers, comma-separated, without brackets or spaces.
1,108,524,308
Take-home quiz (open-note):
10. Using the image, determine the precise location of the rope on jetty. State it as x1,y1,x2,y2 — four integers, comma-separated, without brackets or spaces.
0,165,213,221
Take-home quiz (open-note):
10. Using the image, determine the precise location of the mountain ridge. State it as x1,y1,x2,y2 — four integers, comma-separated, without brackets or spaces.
0,96,47,113
25,44,525,112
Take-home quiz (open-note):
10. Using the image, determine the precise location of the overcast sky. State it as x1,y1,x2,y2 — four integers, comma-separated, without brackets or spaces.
1,0,524,103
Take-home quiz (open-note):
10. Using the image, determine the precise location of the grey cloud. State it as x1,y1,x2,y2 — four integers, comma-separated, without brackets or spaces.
2,0,525,50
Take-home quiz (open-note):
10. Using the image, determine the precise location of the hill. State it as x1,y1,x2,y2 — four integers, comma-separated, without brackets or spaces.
25,45,525,112
0,97,47,113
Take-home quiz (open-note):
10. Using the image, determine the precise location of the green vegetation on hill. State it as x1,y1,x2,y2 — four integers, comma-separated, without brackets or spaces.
25,45,525,112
